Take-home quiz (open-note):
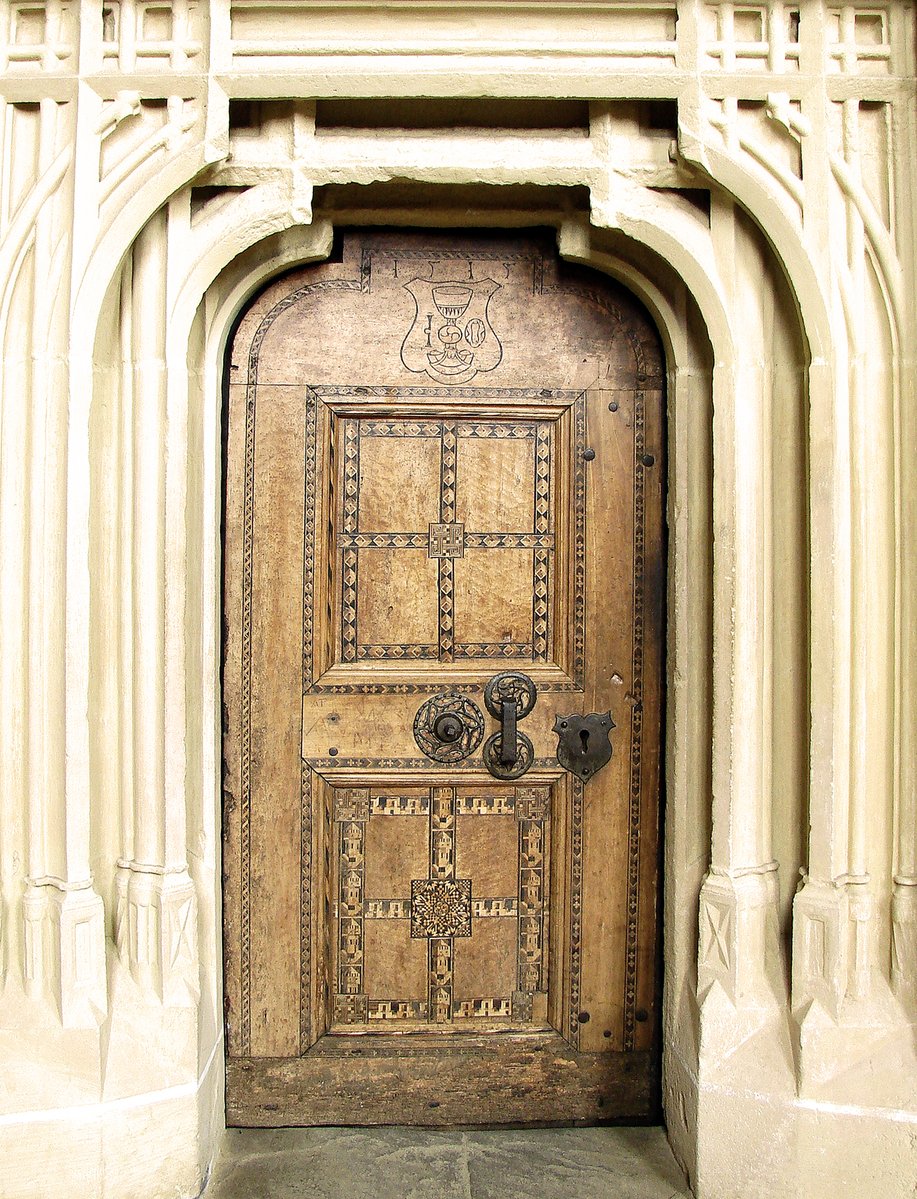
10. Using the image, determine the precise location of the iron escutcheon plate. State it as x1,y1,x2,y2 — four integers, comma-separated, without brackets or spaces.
553,711,615,781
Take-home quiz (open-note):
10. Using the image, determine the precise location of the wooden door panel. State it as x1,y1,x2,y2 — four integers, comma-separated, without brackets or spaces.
320,398,578,685
329,783,552,1032
223,230,665,1126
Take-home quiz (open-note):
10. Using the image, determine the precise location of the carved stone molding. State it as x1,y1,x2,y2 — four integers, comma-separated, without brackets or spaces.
697,865,782,1010
23,883,108,1028
791,877,849,1020
891,882,917,1012
115,865,199,1006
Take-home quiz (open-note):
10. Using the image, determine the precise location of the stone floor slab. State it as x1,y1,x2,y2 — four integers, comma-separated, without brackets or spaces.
204,1126,692,1199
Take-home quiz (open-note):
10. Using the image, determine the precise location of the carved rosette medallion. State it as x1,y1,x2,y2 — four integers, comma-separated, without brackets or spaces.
413,692,485,762
411,878,473,938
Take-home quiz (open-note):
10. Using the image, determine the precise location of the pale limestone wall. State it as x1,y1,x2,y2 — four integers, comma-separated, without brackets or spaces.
0,2,913,1197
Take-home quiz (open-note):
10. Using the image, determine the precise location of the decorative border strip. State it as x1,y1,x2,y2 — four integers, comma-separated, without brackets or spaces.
239,266,370,1055
311,384,577,402
455,422,537,439
340,418,361,662
300,396,319,1052
239,367,257,1057
310,681,484,696
356,644,438,660
533,423,552,661
518,802,547,993
337,532,428,549
456,794,515,815
335,411,563,668
360,420,442,437
368,1000,427,1020
568,776,584,1050
572,394,587,689
464,532,554,549
623,388,647,1051
439,423,457,661
308,756,559,771
370,793,431,815
302,394,320,693
429,788,456,1022
453,642,534,658
299,763,312,1053
336,810,366,1010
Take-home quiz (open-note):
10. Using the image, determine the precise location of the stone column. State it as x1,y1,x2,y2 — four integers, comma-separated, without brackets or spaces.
789,11,853,1030
20,94,109,1029
114,205,197,1005
891,89,917,1012
695,194,782,1044
792,73,902,1030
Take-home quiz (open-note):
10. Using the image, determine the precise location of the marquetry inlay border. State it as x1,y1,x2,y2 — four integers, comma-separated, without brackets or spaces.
335,414,559,665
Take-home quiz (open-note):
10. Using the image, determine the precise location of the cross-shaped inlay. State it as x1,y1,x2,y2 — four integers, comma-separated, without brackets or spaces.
332,784,550,1026
336,417,554,664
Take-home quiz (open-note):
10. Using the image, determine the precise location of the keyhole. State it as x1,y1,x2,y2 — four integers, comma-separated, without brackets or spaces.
580,729,590,756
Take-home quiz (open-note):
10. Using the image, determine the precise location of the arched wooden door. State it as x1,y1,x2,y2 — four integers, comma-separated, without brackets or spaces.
222,230,665,1126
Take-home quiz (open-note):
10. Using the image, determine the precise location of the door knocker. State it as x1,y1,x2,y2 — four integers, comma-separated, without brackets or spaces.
482,671,537,780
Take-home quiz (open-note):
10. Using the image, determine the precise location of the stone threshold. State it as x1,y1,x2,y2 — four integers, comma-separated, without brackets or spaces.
204,1125,692,1198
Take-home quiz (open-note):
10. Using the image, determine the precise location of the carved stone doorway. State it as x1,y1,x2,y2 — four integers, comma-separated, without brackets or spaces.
222,230,665,1126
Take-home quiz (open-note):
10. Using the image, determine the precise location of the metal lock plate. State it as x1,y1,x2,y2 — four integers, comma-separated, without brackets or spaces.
553,711,615,781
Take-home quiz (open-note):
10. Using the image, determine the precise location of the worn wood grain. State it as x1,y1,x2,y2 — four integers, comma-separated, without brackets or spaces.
227,1037,655,1127
223,230,665,1124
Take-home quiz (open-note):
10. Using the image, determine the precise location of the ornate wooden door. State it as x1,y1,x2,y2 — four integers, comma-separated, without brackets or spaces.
223,231,665,1126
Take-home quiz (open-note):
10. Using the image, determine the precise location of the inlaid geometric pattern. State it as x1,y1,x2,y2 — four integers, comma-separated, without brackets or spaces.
331,784,551,1028
429,521,465,559
336,416,563,665
411,879,473,938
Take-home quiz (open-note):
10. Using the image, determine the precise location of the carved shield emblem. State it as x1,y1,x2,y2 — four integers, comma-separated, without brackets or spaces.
401,278,503,385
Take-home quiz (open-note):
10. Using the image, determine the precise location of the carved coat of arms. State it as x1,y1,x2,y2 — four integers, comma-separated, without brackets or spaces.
401,278,503,385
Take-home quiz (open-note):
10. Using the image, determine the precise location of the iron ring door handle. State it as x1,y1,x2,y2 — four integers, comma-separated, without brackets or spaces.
482,671,537,780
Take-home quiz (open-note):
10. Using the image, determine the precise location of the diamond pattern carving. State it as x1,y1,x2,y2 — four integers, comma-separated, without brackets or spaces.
334,410,574,667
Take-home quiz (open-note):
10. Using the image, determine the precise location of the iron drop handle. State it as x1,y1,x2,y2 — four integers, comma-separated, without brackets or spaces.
482,671,537,780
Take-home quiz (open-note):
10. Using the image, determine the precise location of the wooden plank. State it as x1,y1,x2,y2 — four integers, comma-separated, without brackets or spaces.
227,1037,655,1127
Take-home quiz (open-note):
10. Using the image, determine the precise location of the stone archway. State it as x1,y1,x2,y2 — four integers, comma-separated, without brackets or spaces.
83,154,809,1189
10,74,912,1199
